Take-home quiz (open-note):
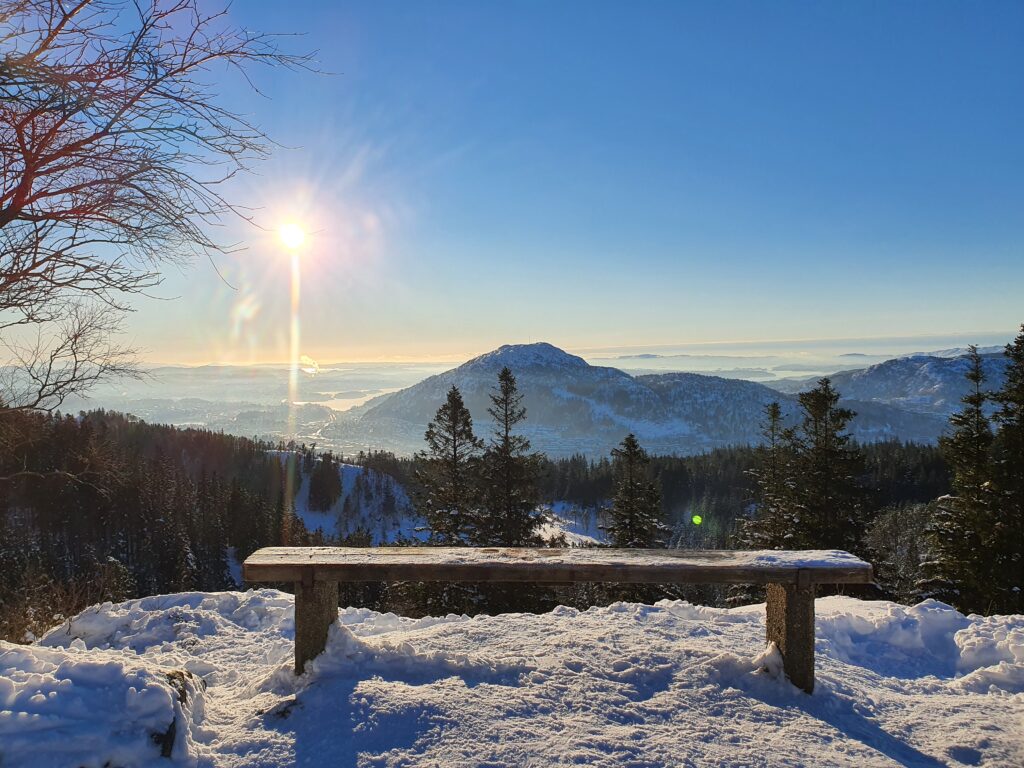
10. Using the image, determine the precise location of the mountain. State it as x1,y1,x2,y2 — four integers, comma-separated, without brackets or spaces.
913,345,1005,359
328,343,666,457
767,353,1009,416
326,343,947,457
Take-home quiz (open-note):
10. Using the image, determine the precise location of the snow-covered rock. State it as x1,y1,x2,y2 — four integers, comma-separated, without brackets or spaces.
0,643,203,766
1,592,1021,767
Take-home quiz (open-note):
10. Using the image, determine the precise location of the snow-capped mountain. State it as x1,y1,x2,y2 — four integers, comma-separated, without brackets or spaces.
911,345,1005,359
460,342,591,372
328,343,664,456
768,352,1009,416
327,343,947,457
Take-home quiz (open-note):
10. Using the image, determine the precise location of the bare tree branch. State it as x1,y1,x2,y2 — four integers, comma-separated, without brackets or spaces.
0,0,314,410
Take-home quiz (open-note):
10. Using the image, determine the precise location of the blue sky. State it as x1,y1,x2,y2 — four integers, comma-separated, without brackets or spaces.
132,1,1024,363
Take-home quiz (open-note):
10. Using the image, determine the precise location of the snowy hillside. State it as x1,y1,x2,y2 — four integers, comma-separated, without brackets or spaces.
536,502,608,546
290,461,426,546
329,343,946,457
277,458,590,551
770,353,1009,416
2,591,1021,767
912,346,1006,359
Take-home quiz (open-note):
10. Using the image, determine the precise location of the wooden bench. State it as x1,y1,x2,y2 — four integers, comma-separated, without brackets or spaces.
243,547,872,693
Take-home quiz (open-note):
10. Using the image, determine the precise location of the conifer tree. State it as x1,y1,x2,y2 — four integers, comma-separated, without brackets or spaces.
990,327,1024,613
788,378,866,552
920,346,995,611
604,434,666,548
479,368,544,546
415,386,483,544
734,401,797,550
308,452,343,512
865,502,932,604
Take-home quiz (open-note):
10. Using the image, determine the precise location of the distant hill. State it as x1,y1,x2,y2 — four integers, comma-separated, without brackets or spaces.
767,352,1009,416
327,343,947,457
912,345,1005,359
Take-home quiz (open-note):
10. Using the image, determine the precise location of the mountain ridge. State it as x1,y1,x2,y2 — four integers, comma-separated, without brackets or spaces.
328,343,947,457
767,352,1009,415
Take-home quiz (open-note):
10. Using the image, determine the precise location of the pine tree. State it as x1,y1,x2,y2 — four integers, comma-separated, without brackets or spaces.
990,327,1024,613
920,346,995,611
604,434,666,548
788,378,866,553
415,386,483,544
478,368,544,546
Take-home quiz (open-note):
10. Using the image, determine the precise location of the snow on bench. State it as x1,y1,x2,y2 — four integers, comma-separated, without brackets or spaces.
243,547,873,693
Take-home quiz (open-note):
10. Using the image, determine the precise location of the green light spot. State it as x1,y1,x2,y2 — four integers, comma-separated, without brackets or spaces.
691,514,703,525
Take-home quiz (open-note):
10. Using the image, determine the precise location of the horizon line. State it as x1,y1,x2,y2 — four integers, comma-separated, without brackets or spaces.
133,328,1017,368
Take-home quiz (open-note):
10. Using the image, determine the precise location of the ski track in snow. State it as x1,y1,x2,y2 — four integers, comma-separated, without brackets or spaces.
1,592,1021,767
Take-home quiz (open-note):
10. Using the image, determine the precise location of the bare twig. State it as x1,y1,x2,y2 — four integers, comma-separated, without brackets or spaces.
0,0,313,411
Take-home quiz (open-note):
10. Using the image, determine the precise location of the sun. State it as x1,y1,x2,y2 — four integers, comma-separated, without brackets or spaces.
278,222,307,251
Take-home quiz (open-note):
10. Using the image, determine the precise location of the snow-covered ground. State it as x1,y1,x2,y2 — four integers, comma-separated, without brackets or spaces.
271,456,604,556
2,593,1021,767
291,462,427,546
536,501,607,546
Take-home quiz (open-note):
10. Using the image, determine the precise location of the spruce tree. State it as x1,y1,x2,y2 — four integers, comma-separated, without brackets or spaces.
735,401,798,550
920,346,995,611
788,378,866,553
604,434,666,548
415,386,483,544
865,502,932,604
990,327,1024,613
479,367,544,546
308,452,343,512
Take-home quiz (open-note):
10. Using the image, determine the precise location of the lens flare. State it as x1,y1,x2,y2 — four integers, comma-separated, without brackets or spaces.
288,251,301,410
280,221,307,527
692,514,703,525
278,222,306,251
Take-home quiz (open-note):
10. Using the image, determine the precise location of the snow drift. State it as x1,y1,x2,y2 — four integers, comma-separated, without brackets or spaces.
1,591,1021,767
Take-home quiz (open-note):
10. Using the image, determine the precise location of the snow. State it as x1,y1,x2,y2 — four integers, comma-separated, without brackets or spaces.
225,547,242,588
461,342,590,372
537,502,608,546
1,593,1021,767
272,456,427,545
747,549,869,568
0,641,204,766
248,546,872,571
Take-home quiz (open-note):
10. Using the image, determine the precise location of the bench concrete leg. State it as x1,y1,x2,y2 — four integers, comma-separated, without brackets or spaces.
765,582,815,693
294,580,339,675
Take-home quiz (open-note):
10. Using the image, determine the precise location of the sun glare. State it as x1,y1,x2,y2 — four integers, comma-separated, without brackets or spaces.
278,222,306,251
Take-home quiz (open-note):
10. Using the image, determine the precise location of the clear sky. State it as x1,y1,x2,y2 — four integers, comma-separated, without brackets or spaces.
129,1,1024,364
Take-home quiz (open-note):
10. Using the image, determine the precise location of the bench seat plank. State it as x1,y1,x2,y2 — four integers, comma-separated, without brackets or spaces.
243,546,872,585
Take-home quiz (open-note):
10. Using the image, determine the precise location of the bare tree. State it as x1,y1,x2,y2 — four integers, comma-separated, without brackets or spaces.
0,0,311,412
